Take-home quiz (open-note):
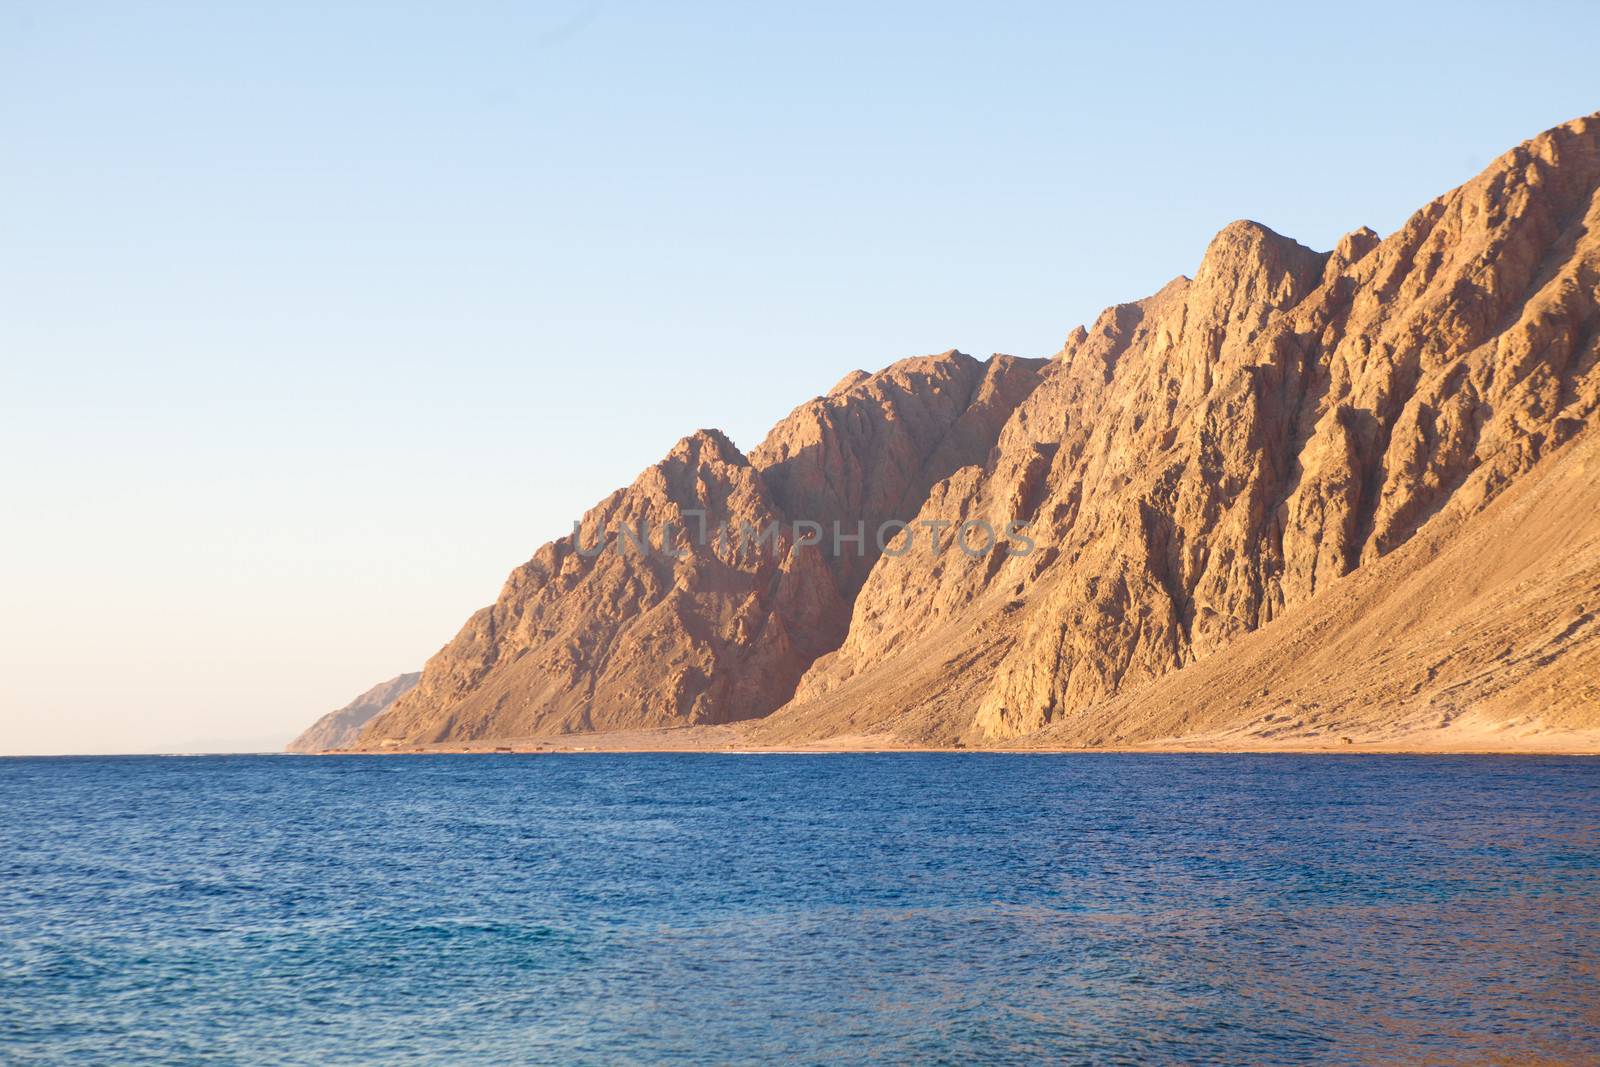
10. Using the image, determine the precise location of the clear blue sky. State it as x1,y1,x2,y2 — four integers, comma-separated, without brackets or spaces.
2,0,1595,753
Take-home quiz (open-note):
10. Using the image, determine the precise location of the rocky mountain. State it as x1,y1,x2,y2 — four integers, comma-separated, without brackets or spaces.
359,354,1043,746
346,111,1600,752
286,672,420,753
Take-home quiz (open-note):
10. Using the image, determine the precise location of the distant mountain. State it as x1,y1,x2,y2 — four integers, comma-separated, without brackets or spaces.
286,673,420,753
345,111,1600,752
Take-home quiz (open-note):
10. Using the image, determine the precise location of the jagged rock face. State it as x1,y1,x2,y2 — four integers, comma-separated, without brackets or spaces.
752,353,1045,595
358,353,1043,746
286,672,420,752
347,111,1600,751
757,112,1600,744
1026,423,1600,749
360,430,838,743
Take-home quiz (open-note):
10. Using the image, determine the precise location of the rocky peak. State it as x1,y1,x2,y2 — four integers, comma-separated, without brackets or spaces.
828,369,871,396
666,427,745,467
358,351,1043,747
751,349,1043,594
1326,226,1381,276
1190,219,1329,328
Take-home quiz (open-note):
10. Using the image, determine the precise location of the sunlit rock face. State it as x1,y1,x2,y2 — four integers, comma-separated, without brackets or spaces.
351,112,1600,750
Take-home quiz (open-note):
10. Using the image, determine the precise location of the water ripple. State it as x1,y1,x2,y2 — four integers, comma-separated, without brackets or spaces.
1,753,1597,1064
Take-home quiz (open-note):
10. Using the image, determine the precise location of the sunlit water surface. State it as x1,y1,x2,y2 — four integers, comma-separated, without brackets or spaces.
2,754,1597,1064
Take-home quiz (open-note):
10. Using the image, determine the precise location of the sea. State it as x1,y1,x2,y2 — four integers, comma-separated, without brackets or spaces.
2,753,1597,1065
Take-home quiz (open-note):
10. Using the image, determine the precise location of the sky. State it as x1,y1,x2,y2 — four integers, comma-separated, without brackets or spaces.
1,0,1595,754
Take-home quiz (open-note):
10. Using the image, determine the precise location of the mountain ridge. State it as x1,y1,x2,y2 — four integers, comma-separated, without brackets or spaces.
315,111,1600,753
357,351,1045,746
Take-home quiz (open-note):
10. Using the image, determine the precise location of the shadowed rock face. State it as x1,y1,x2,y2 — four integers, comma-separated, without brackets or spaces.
751,353,1047,596
344,111,1600,751
286,673,420,752
358,353,1044,746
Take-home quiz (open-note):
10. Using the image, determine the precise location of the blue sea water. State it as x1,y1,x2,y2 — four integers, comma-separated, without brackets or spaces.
1,754,1598,1065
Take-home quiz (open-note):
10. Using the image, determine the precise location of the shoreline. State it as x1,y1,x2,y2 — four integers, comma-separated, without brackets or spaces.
317,722,1600,758
10,742,1599,758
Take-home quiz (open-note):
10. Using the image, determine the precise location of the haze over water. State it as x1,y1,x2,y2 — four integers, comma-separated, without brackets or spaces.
4,753,1598,1063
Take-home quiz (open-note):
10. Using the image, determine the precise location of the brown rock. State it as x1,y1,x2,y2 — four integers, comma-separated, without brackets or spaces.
336,110,1600,752
753,111,1600,747
356,353,1044,747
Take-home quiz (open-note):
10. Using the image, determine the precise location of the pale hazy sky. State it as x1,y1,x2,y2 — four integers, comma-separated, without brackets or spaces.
1,1,1595,754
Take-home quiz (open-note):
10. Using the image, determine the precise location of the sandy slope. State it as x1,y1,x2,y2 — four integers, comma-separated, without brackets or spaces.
1024,424,1600,752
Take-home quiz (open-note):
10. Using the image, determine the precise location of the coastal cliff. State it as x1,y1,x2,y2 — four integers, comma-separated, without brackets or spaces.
334,112,1600,753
